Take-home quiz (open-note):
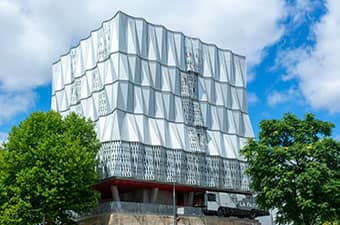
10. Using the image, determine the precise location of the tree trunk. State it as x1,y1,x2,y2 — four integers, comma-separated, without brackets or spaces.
42,215,46,225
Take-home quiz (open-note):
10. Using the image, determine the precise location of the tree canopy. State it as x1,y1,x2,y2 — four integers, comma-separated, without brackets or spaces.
0,111,101,225
242,113,340,225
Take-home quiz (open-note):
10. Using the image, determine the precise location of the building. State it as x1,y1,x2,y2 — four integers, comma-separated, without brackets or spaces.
51,11,255,210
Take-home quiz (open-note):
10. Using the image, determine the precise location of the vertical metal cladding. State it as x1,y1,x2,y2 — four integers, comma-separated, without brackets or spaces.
51,11,254,192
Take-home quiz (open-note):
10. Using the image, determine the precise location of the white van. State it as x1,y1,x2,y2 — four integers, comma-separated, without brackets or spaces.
203,191,268,218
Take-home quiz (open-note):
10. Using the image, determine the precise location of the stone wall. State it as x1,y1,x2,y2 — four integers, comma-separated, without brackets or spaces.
78,213,260,225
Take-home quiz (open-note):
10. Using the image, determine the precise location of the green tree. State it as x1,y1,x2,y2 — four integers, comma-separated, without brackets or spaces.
0,111,101,225
242,113,340,225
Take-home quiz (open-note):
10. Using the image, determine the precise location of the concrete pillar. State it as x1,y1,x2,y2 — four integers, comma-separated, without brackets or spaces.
188,192,194,206
151,188,159,203
142,189,149,203
184,192,194,206
110,185,120,202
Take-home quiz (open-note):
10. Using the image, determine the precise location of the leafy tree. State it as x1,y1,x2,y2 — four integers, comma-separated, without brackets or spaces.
0,111,101,225
242,113,340,225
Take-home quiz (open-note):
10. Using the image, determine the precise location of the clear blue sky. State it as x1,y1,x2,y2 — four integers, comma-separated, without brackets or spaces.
1,0,340,142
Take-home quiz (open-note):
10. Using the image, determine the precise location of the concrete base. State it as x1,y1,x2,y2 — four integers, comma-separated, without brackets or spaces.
78,213,260,225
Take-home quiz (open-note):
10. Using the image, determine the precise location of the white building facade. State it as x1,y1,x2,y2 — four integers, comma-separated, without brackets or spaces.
51,11,254,193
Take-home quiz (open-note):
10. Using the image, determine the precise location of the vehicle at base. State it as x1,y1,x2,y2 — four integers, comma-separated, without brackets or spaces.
198,191,268,219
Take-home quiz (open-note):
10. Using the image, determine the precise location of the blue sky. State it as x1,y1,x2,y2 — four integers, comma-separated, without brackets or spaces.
1,0,340,141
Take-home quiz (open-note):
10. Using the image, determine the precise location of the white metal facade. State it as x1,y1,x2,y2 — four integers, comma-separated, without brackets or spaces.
51,11,254,192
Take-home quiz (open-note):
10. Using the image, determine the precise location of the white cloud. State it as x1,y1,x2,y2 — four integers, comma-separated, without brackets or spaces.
281,0,340,113
0,91,36,125
0,131,8,144
281,73,295,81
247,72,256,83
0,0,286,122
248,92,259,104
267,88,301,106
285,0,322,26
298,0,340,112
276,47,309,75
268,91,288,106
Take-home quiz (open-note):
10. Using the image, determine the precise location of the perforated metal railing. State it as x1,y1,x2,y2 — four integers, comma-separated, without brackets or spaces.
76,198,261,219
80,201,203,217
97,141,251,192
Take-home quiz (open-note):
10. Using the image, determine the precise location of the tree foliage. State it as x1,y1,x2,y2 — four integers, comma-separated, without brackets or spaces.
0,111,101,225
242,113,340,225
